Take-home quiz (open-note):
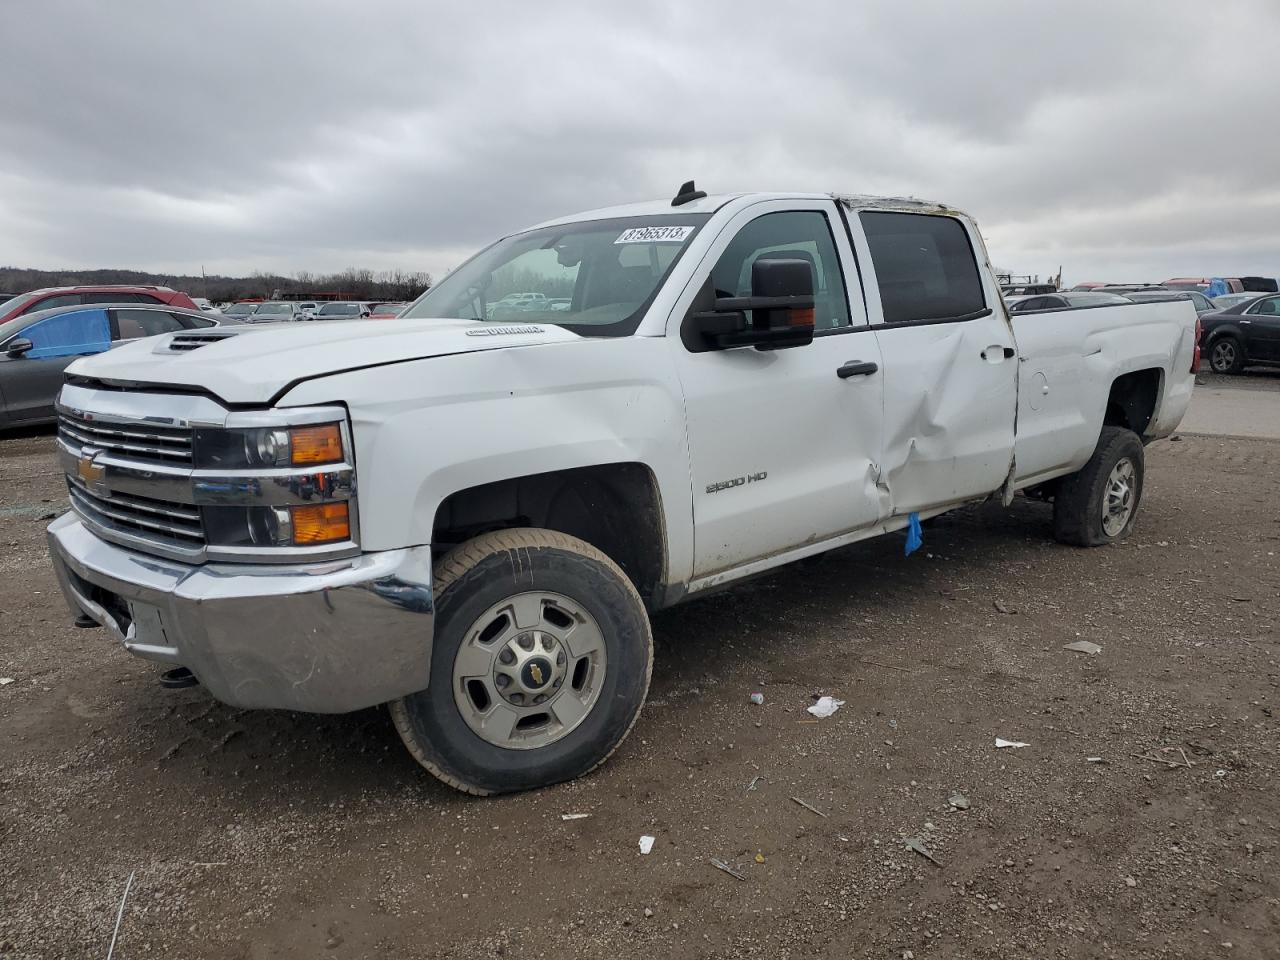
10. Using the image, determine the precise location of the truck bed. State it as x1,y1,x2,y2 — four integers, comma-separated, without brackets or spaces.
1010,299,1198,488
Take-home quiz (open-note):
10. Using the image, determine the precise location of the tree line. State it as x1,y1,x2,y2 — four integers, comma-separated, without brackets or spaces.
0,266,432,302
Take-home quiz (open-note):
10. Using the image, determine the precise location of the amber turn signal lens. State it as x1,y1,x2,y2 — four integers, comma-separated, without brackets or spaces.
290,502,350,544
789,307,815,328
290,424,343,465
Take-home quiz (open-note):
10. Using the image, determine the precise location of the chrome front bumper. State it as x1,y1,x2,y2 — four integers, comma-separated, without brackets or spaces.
48,512,434,713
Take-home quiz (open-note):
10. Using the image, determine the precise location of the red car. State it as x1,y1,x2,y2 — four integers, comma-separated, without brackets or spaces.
367,301,408,319
0,285,199,324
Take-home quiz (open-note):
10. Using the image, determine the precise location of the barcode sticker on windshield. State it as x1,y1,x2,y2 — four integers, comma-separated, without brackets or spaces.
614,225,695,244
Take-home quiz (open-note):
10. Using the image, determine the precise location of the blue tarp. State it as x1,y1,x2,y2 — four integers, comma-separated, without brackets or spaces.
23,309,110,359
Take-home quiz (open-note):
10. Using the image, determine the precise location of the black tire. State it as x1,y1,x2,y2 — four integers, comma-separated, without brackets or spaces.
389,528,653,795
1207,335,1245,375
1052,426,1145,547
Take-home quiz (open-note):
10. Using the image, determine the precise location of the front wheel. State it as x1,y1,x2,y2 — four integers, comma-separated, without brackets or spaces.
390,528,653,795
1052,426,1145,546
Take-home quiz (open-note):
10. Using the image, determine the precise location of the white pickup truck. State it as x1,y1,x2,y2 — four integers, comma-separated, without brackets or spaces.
47,185,1198,794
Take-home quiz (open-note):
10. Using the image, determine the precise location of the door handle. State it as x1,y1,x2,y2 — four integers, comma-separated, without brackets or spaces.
981,346,1017,361
836,360,879,379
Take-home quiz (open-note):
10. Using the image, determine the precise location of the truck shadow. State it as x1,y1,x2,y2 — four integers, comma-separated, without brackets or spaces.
116,497,1057,803
649,497,1053,692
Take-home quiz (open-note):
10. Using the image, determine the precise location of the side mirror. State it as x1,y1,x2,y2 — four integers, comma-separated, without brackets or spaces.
5,337,33,358
687,258,816,351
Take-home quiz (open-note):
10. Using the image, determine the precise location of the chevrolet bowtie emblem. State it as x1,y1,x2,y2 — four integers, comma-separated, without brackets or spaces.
529,662,545,686
77,453,108,494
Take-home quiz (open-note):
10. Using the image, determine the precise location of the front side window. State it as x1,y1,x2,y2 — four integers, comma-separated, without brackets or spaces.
24,293,82,314
18,309,111,358
860,212,986,324
403,214,710,337
709,210,852,331
114,309,187,339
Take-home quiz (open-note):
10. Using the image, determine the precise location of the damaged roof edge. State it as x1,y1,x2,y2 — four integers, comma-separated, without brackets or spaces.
831,193,969,219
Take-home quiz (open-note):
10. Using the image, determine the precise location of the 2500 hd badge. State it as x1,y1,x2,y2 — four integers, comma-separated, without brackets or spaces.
706,471,767,494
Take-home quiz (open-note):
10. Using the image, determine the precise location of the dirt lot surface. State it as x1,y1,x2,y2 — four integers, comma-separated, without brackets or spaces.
2,375,1278,959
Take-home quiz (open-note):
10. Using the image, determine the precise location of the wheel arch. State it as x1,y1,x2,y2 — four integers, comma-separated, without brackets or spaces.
431,462,669,609
1203,322,1245,346
1104,368,1163,438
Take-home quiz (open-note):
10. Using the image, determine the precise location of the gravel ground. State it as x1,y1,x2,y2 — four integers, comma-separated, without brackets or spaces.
1,377,1278,959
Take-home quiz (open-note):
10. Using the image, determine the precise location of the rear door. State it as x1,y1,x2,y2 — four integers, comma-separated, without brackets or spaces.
846,207,1017,515
0,308,111,421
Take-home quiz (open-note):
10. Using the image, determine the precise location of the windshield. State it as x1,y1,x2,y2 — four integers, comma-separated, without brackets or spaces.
224,303,255,315
317,302,361,316
1215,293,1258,308
402,214,710,337
0,293,36,316
253,302,292,314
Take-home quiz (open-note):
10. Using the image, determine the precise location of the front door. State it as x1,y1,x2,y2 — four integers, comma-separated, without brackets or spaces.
1242,295,1280,360
0,308,112,422
847,207,1018,515
671,200,884,578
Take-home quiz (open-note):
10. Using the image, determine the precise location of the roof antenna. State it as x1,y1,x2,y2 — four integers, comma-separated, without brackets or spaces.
671,180,707,207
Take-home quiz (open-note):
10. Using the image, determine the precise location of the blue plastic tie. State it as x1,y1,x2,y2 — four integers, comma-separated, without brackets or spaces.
904,512,923,557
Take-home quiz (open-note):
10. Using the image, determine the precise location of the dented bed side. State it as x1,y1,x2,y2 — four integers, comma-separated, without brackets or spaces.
1010,299,1197,488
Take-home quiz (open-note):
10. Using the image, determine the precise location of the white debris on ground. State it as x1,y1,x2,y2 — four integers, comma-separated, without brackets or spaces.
807,696,844,718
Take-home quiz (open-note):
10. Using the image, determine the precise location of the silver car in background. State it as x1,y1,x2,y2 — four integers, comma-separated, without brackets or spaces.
248,301,306,323
308,301,372,321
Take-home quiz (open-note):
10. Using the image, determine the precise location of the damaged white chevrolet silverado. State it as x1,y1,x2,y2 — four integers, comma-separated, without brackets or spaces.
47,185,1197,794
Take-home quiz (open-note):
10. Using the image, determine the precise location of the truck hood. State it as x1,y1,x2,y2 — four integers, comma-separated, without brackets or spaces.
66,319,583,405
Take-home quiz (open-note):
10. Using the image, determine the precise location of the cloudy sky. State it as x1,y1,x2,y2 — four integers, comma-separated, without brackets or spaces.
2,0,1277,286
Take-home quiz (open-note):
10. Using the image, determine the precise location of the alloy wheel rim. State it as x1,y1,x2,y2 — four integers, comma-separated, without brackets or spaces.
1102,458,1136,537
453,591,607,750
1211,341,1235,371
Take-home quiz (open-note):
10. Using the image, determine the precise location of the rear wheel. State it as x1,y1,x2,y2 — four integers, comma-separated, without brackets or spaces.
1208,336,1245,374
390,528,652,795
1052,426,1144,546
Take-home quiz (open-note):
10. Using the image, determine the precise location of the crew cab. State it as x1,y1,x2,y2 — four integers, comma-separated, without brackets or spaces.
46,187,1197,795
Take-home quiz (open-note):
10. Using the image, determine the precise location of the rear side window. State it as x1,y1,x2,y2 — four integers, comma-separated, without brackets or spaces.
860,212,986,324
114,309,187,339
19,309,111,358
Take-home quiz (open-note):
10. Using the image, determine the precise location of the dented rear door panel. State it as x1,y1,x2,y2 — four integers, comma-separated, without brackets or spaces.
841,201,1018,517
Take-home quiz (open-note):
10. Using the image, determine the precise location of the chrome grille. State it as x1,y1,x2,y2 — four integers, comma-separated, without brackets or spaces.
67,475,205,547
58,410,193,465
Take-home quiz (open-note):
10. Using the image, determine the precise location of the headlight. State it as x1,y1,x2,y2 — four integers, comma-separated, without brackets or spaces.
204,502,351,548
195,423,345,469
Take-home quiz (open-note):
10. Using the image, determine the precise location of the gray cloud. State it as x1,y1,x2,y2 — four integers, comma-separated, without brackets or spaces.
2,0,1277,285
